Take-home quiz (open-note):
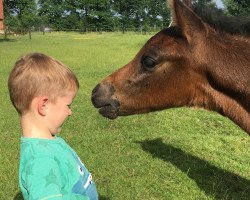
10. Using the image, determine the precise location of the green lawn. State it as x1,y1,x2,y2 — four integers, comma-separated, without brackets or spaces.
0,32,249,200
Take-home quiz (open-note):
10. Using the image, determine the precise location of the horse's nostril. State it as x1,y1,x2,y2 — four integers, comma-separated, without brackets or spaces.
92,83,100,95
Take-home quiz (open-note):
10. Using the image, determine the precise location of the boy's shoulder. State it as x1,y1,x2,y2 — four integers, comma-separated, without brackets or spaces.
20,136,67,159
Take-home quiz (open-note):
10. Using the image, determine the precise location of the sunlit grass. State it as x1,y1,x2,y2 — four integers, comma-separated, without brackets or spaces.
0,32,249,200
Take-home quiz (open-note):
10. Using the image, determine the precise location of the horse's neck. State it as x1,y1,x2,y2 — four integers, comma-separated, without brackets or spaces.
192,35,250,134
201,83,250,134
204,35,250,111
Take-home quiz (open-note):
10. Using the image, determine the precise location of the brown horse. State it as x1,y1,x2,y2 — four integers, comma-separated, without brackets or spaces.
91,0,250,135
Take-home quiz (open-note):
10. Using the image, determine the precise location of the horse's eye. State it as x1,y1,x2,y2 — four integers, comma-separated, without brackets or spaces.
141,56,157,70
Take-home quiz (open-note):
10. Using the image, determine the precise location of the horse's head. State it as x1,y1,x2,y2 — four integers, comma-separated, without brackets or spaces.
91,0,250,134
91,0,210,119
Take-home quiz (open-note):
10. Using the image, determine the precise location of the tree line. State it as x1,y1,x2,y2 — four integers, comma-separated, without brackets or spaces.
3,0,250,35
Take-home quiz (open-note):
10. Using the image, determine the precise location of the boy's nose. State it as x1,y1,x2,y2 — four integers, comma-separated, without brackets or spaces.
68,109,72,116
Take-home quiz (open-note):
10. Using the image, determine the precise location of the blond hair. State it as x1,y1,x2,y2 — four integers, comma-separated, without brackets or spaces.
8,53,79,115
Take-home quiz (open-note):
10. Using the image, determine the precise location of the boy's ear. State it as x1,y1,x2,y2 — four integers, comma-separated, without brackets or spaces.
37,96,49,116
168,0,206,44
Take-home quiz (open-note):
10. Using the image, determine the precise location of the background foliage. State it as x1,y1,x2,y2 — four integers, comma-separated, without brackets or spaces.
222,0,250,15
3,0,250,34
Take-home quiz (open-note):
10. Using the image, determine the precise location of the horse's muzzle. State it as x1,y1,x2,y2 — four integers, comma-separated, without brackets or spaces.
91,82,120,119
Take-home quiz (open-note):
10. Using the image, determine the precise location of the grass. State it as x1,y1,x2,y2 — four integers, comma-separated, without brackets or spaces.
0,32,249,200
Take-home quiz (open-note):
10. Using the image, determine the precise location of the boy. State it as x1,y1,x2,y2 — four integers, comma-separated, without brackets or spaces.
8,53,98,200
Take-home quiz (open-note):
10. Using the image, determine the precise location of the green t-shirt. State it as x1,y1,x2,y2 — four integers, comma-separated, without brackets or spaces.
19,136,98,200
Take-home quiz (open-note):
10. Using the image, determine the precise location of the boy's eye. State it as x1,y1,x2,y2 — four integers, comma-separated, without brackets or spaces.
67,105,71,109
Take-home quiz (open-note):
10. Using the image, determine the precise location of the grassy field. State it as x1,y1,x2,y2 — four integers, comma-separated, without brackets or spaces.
0,32,249,200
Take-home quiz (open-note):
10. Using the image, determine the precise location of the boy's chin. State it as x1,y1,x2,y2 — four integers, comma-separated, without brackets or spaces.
52,127,62,135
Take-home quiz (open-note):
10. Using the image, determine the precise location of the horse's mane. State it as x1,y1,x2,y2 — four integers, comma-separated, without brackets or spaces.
192,4,250,36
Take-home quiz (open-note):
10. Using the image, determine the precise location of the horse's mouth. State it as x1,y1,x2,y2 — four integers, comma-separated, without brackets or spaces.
91,94,120,119
91,82,121,119
98,104,119,119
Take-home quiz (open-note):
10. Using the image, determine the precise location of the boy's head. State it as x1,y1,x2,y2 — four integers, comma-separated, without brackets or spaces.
8,53,79,116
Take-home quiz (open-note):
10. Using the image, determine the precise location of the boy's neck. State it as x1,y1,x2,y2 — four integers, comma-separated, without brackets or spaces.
20,113,55,139
22,131,55,139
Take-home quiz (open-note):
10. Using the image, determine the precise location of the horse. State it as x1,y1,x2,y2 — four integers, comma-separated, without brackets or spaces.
91,0,250,135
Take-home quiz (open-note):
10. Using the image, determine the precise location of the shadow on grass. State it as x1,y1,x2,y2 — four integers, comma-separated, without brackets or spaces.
99,195,111,200
137,138,250,200
13,191,110,200
13,192,23,200
0,38,16,42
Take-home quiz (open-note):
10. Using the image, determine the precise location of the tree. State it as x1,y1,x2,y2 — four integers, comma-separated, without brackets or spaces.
4,0,37,38
63,0,82,30
112,0,138,33
77,0,93,32
3,0,17,38
17,0,37,38
38,0,66,30
222,0,250,16
132,0,150,34
112,0,170,33
91,0,114,31
147,0,170,29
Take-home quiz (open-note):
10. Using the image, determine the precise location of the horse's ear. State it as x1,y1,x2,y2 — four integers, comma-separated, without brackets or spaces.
168,0,206,43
